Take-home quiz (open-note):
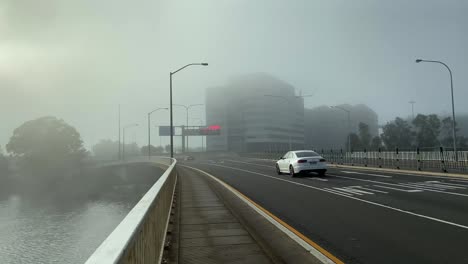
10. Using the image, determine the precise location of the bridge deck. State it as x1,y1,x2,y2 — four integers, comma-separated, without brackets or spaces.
171,166,273,264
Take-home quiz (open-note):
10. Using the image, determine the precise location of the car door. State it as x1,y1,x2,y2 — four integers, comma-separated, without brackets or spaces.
288,152,297,168
279,152,289,171
283,152,292,171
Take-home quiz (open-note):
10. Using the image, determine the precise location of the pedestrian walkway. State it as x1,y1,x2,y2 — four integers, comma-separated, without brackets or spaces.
175,167,273,264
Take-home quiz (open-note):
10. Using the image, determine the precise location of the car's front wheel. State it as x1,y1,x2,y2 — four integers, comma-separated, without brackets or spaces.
276,164,281,175
289,165,296,177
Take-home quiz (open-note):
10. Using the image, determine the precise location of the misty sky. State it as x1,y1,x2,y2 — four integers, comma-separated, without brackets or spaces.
1,0,467,150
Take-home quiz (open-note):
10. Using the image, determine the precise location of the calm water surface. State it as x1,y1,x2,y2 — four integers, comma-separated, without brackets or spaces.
0,185,147,264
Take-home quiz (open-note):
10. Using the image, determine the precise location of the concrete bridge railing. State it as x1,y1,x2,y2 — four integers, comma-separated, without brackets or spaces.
85,157,177,264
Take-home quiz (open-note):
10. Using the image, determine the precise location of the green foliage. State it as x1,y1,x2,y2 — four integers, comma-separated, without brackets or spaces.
370,136,383,150
358,122,372,149
412,114,441,148
123,142,140,158
0,154,9,176
349,133,362,150
92,139,119,161
440,117,468,149
140,145,164,155
381,117,414,149
6,116,87,172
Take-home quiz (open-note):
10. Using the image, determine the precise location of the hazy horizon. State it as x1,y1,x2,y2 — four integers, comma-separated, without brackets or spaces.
1,0,467,150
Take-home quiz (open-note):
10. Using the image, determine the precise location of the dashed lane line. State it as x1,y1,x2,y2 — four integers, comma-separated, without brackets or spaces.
205,163,468,230
341,171,392,178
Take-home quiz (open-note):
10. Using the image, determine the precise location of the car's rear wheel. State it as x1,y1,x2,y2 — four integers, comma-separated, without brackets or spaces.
276,164,281,175
318,170,326,177
289,165,296,177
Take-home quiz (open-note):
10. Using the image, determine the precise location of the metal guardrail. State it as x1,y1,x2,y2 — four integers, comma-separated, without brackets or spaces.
85,157,177,264
245,149,468,173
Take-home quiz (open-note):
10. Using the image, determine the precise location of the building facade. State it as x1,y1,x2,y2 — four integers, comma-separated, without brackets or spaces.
206,73,304,152
304,104,379,151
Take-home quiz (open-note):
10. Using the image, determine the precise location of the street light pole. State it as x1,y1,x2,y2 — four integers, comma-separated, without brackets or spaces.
170,63,208,158
416,59,457,157
123,123,138,161
148,107,168,159
332,106,351,151
409,101,416,120
174,104,204,152
118,104,121,160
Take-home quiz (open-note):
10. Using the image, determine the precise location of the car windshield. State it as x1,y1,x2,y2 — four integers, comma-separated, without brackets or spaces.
295,152,319,158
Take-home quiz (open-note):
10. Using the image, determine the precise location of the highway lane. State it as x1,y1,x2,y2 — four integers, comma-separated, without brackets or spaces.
182,157,468,264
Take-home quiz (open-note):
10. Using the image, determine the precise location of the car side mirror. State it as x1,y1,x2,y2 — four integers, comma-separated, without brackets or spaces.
280,157,284,159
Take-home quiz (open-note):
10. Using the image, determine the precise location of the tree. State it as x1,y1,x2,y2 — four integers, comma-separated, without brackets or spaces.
358,122,372,149
0,153,8,177
6,116,87,172
92,139,119,161
141,145,164,156
123,142,141,158
381,117,414,149
440,117,468,149
165,144,171,153
349,133,362,150
412,114,441,148
370,136,383,150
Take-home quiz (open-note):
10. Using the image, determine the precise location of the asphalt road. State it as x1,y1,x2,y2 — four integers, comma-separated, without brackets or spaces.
181,156,468,264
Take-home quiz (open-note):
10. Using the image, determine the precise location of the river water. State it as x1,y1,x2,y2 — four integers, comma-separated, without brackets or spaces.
0,165,160,264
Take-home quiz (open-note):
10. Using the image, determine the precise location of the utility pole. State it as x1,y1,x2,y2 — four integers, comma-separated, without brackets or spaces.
148,108,168,159
416,59,457,159
169,63,208,158
409,101,416,120
118,104,121,160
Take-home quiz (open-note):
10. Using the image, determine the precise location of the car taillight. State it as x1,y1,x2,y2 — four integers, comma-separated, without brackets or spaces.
320,159,326,162
298,159,307,163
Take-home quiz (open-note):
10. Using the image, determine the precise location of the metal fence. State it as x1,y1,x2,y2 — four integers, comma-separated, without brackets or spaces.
318,148,468,173
85,157,177,264
245,148,468,173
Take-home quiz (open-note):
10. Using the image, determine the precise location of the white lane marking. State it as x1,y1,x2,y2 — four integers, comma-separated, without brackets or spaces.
414,182,465,190
323,188,353,196
336,168,468,181
305,177,329,182
342,187,374,195
341,171,392,178
403,183,455,190
430,181,468,188
182,165,338,264
373,185,423,193
224,159,274,169
395,183,468,197
330,174,421,189
333,187,364,195
448,179,468,184
352,186,389,194
206,164,468,230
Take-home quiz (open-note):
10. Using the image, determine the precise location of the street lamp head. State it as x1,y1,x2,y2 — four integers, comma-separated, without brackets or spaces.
415,59,422,63
201,63,208,66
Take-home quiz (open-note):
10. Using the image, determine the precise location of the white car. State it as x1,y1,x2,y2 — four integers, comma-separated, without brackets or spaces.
276,150,327,177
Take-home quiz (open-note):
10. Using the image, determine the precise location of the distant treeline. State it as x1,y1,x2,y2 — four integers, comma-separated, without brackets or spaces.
348,114,468,151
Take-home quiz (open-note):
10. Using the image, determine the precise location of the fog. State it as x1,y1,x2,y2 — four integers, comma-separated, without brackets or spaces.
1,0,467,149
